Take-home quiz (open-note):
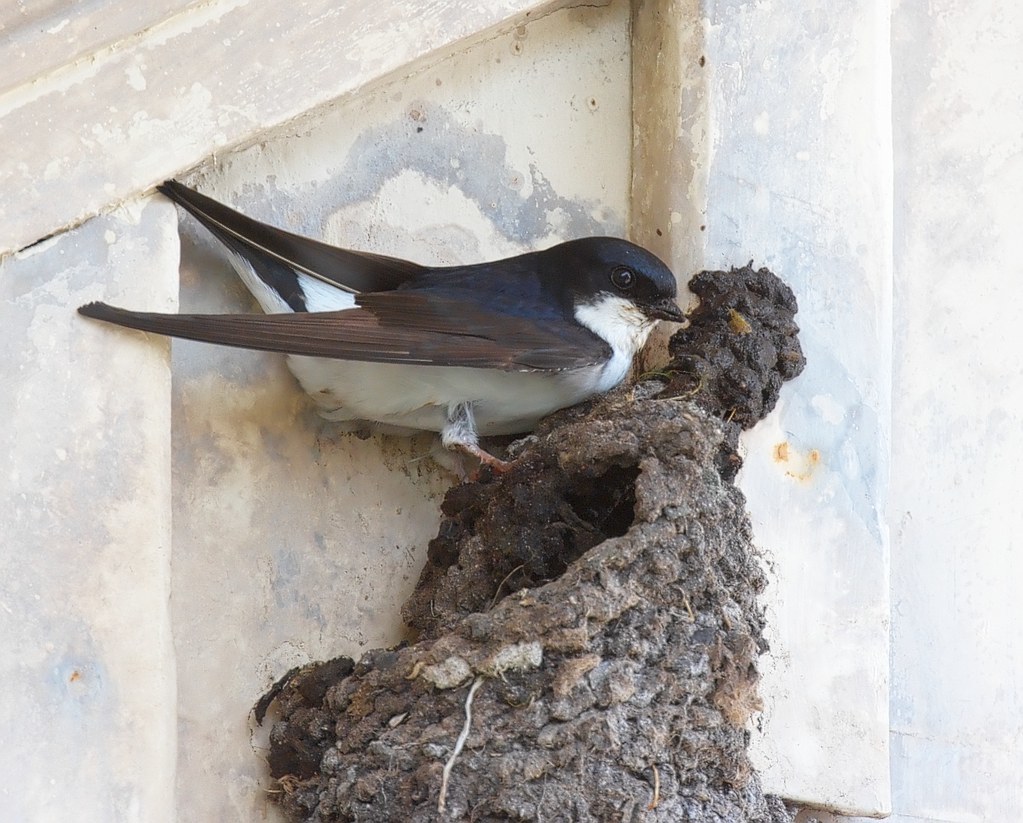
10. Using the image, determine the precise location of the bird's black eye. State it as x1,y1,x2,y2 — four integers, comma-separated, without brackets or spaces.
610,266,635,291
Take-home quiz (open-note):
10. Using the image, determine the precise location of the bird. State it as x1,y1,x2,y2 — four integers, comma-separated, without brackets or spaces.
79,180,683,474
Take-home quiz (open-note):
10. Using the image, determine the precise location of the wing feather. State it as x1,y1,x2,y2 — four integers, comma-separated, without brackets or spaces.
78,292,609,372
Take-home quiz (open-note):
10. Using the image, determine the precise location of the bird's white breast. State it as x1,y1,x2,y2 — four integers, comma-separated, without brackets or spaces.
226,247,655,436
284,356,612,436
285,292,656,437
282,272,596,433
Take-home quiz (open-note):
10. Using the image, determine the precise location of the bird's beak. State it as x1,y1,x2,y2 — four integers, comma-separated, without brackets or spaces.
644,298,685,324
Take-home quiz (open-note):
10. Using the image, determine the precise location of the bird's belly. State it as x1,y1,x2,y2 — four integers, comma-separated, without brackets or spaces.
284,355,618,436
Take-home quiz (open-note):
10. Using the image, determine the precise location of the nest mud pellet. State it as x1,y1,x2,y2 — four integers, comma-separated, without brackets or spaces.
257,264,805,822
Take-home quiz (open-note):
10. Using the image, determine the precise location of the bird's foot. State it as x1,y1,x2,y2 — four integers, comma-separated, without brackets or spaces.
442,401,512,480
428,438,512,480
457,442,512,480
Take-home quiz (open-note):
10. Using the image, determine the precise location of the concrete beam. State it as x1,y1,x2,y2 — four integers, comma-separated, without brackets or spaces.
0,0,567,257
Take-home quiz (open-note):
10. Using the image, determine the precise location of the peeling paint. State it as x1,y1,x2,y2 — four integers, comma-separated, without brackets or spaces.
125,64,146,91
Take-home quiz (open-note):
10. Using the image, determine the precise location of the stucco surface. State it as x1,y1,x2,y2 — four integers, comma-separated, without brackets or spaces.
887,0,1023,819
0,200,179,822
694,1,892,814
8,0,1021,820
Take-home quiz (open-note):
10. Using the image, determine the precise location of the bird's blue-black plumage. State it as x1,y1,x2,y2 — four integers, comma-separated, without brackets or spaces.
78,181,683,468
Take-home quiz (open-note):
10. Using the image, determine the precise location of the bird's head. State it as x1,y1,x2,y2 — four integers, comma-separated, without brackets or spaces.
547,237,683,323
542,237,684,353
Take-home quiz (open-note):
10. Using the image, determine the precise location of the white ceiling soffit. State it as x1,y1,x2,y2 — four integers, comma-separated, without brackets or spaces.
0,0,569,257
0,0,203,96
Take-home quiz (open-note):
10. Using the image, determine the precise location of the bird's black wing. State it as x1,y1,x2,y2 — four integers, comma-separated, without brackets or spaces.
78,292,611,372
159,180,425,295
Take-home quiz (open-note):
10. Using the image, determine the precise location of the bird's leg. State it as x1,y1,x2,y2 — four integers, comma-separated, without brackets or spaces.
443,402,511,476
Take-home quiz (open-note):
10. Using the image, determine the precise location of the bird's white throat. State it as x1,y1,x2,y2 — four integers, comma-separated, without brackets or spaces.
572,293,658,394
573,293,657,357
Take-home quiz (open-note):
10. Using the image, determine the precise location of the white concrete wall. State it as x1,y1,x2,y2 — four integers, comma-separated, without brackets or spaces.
4,0,1023,821
0,201,179,822
799,1,1023,821
702,1,893,814
885,0,1023,819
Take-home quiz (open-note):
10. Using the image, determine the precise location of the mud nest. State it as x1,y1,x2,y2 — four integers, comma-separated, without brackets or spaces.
258,264,805,822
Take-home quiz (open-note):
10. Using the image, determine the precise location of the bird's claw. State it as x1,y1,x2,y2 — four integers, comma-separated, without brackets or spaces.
456,443,512,481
